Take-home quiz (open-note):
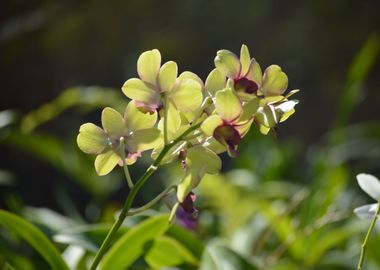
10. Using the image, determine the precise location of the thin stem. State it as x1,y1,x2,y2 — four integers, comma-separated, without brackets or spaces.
127,185,176,216
119,137,134,189
89,122,201,270
357,201,380,270
163,94,169,146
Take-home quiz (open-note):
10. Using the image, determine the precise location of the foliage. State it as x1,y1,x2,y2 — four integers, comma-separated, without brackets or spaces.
0,30,379,270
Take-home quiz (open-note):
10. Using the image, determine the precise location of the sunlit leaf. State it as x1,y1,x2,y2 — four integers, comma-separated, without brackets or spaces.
100,215,170,270
0,210,69,270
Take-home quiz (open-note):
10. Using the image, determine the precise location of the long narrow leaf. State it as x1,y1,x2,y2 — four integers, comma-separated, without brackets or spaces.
0,210,69,270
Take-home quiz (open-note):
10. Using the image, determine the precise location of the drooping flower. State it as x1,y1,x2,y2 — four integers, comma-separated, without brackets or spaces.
121,49,203,120
200,82,255,157
354,174,380,219
177,145,221,204
176,192,198,231
77,101,160,175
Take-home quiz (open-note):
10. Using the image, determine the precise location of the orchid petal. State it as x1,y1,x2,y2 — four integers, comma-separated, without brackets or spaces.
262,65,288,96
215,50,241,78
215,88,242,122
158,61,178,92
137,49,161,85
178,71,204,88
354,203,379,219
122,78,160,105
170,79,203,112
245,59,262,86
124,101,157,131
201,115,223,136
128,128,161,152
240,44,251,76
205,69,226,97
101,107,126,137
95,150,120,176
255,105,278,128
77,123,108,154
357,174,380,201
177,146,221,202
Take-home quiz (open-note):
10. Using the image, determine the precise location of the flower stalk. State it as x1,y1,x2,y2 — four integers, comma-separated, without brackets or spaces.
356,200,380,270
89,122,201,270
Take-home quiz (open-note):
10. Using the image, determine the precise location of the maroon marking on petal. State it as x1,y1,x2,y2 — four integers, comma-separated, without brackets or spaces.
213,124,242,146
234,77,259,94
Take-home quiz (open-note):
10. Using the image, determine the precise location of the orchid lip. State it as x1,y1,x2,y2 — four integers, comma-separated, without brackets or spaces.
234,77,259,94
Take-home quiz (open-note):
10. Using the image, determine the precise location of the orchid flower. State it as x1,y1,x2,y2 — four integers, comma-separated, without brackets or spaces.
77,101,160,175
121,49,203,121
354,173,380,219
201,82,254,157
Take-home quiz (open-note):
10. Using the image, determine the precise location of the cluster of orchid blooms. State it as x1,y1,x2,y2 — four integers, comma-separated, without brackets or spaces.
77,45,299,224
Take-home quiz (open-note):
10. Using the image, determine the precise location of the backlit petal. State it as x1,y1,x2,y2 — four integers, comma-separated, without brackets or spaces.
77,123,108,154
137,49,161,85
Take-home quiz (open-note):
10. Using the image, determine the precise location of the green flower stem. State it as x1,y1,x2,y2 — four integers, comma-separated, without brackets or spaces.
163,94,169,145
119,137,134,189
89,122,201,270
357,201,380,270
127,185,176,216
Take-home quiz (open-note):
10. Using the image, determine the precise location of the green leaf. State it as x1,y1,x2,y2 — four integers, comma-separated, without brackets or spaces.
121,78,160,104
240,44,251,76
199,242,258,270
159,61,178,92
77,123,108,154
215,49,241,78
170,79,203,112
137,49,161,85
94,149,120,176
205,69,226,97
101,107,125,138
145,236,198,268
215,88,242,122
0,210,69,270
262,65,288,96
124,100,157,131
166,224,204,260
100,215,170,270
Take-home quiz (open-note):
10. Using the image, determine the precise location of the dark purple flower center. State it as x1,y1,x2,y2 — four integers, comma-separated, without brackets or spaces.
213,124,241,147
234,77,258,94
213,124,241,157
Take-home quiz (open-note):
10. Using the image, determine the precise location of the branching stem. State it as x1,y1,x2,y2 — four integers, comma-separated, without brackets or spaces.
89,122,201,270
119,137,134,189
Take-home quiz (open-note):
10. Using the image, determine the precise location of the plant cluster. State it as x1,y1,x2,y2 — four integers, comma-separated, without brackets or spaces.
76,44,299,268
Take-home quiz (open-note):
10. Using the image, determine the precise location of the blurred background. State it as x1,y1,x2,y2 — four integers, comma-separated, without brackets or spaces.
1,0,380,269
